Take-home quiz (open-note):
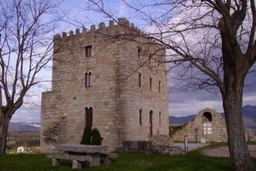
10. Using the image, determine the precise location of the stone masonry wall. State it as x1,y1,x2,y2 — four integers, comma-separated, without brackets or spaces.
172,108,227,143
172,108,256,143
41,18,169,153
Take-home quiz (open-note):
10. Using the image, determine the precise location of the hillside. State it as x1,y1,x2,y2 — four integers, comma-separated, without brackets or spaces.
8,122,40,132
170,105,256,131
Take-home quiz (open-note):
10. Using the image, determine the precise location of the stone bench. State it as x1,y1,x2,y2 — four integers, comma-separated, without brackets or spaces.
47,153,90,169
46,144,115,169
47,152,118,168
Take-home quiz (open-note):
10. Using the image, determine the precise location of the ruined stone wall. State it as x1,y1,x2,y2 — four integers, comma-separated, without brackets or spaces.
40,91,67,152
172,108,227,143
41,18,169,153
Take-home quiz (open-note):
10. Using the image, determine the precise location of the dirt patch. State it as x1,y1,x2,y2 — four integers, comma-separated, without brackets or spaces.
201,145,256,158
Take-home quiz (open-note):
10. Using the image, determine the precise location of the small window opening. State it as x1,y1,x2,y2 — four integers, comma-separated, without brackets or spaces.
159,112,161,125
150,77,152,91
139,73,142,87
158,81,161,93
85,107,93,127
138,47,141,58
149,55,152,63
203,112,212,122
139,109,142,125
85,46,92,57
85,72,92,87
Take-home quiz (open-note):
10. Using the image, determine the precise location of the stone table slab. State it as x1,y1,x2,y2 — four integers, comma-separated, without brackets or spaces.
57,144,108,153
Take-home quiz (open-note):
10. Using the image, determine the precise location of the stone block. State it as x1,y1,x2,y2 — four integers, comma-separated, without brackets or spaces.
72,160,81,169
201,138,206,143
52,159,60,167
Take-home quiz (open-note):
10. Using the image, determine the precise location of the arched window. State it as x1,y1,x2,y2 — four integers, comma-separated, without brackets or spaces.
203,112,212,121
85,107,93,127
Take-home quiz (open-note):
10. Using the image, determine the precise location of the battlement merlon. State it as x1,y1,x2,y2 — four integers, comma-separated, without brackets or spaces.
53,18,144,41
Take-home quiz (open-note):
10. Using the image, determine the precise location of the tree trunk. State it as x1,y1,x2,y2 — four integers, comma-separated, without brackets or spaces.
0,110,11,155
222,79,255,171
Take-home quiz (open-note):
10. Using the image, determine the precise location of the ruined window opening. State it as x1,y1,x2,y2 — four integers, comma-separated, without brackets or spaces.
203,112,212,134
139,72,142,87
203,112,212,122
85,107,93,127
85,46,92,57
85,72,92,87
138,47,141,58
149,55,152,64
139,109,142,125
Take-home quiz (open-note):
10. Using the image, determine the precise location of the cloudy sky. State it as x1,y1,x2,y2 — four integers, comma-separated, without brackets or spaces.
10,0,256,122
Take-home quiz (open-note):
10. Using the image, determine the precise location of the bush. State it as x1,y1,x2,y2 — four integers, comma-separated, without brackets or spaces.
80,126,103,145
80,126,92,145
91,128,103,145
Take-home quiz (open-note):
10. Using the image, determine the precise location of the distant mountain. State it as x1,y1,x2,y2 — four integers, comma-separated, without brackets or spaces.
169,115,195,126
170,105,256,131
8,122,40,131
242,105,256,119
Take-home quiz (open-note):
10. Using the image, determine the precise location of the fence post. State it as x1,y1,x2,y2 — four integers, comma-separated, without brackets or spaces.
184,135,188,154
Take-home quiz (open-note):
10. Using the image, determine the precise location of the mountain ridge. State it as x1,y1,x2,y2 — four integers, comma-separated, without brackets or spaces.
8,122,40,131
169,105,256,131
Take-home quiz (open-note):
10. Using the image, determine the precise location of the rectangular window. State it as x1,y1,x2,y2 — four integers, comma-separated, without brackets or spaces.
159,81,161,93
139,73,142,87
159,112,161,125
203,123,212,134
149,55,152,64
138,47,141,58
85,46,92,57
85,107,93,127
150,78,152,91
139,109,142,125
85,72,92,87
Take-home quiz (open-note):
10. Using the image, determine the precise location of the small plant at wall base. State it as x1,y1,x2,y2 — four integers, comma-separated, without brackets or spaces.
80,126,103,145
91,128,103,145
80,126,92,145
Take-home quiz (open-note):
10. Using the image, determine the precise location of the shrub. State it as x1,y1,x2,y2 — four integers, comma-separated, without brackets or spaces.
91,128,103,145
80,126,103,145
80,126,92,145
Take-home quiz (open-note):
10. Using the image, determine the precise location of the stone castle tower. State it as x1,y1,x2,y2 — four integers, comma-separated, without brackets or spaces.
40,18,169,152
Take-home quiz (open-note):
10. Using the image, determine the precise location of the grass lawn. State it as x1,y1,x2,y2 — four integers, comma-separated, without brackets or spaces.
0,144,255,171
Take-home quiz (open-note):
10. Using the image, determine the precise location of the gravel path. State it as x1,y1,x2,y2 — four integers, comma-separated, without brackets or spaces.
201,145,256,157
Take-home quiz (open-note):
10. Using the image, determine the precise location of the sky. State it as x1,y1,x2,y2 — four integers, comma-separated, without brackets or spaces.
10,0,256,122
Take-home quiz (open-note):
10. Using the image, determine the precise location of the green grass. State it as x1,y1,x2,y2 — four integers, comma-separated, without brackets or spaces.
0,145,255,171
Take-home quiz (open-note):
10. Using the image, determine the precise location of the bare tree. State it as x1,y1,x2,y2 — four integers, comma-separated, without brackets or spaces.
84,0,256,170
0,0,62,155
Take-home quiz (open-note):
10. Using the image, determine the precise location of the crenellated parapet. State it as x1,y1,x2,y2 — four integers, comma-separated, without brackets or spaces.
53,18,144,41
